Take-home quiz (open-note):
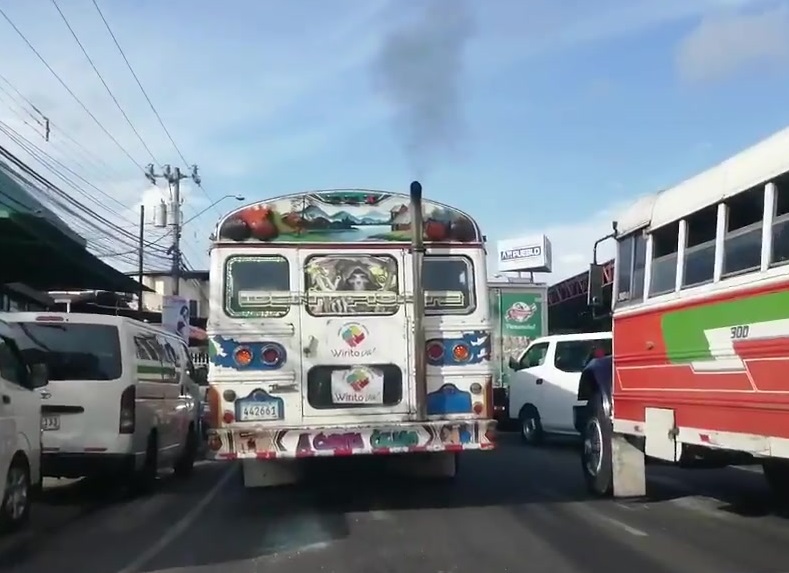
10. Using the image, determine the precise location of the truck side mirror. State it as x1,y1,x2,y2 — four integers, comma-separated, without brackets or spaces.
588,263,605,307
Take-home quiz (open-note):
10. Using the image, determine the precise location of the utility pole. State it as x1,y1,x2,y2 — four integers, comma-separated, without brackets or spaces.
138,204,144,316
145,163,201,296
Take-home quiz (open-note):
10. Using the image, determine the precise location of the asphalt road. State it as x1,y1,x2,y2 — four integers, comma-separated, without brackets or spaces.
2,434,789,573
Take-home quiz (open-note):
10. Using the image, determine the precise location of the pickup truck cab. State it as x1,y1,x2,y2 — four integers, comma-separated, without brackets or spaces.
507,332,612,444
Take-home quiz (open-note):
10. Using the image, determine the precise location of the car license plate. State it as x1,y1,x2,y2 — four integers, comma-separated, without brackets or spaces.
41,415,60,431
237,401,280,422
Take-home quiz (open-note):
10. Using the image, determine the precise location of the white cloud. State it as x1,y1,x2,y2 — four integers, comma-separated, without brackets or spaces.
676,3,789,82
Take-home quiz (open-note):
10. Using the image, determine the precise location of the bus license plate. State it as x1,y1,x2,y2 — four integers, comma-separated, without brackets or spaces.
41,415,60,431
237,402,280,422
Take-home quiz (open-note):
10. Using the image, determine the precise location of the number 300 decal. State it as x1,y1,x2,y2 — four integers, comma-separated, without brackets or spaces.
730,325,750,339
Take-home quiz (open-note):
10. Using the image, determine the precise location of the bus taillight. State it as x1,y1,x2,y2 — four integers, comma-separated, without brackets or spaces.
261,344,284,367
234,346,253,367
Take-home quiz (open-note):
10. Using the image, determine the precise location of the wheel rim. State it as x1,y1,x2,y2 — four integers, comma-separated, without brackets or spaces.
522,417,536,440
583,417,603,476
4,467,28,521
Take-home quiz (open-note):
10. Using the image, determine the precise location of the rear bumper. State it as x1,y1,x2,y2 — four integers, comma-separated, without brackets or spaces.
42,452,137,479
206,418,497,460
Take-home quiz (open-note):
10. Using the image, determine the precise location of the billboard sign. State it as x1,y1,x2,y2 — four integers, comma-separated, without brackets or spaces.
497,235,553,273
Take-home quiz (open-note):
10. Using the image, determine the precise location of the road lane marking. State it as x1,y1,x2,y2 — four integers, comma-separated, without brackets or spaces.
591,512,649,537
115,464,237,573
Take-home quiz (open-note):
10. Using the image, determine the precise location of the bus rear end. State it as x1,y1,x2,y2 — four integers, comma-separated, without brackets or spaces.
204,183,495,486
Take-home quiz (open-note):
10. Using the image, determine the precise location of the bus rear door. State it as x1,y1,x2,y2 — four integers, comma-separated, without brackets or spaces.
297,249,413,421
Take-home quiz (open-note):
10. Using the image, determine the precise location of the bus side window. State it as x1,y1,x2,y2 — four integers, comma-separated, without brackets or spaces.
771,175,789,266
683,205,716,288
649,222,679,296
616,236,633,303
723,185,763,277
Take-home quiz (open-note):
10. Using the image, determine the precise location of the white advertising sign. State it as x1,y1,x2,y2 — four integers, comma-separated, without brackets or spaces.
162,295,190,342
497,235,553,273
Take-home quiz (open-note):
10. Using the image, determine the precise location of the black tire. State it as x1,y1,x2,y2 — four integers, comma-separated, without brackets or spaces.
762,459,789,505
0,455,31,533
519,405,544,445
581,391,613,497
174,426,197,479
131,434,158,495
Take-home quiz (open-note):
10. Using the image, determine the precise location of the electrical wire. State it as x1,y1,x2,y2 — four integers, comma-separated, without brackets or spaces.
91,0,220,216
0,4,144,172
50,0,161,167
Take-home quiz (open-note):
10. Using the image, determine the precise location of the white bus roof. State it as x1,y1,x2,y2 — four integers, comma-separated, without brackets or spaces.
617,125,789,235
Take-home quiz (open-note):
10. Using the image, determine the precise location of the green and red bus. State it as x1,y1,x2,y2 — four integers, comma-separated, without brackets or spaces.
580,126,789,501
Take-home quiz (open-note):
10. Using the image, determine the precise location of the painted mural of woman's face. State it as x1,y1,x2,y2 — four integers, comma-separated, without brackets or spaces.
345,268,372,291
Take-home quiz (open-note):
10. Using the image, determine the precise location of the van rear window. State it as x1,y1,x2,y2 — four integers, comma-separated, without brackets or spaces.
16,323,122,381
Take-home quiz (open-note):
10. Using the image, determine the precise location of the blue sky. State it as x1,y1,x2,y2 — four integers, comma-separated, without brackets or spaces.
1,0,789,281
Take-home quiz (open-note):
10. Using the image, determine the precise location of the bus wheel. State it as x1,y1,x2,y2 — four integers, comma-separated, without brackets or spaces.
519,405,543,445
581,391,613,497
762,459,789,505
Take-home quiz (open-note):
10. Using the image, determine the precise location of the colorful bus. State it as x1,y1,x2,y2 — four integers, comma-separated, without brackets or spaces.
204,183,496,486
581,126,789,501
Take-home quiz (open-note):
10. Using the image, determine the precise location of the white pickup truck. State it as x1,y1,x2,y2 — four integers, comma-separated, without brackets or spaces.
507,332,612,444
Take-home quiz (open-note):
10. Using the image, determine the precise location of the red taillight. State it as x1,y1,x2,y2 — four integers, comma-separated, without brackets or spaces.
35,315,65,322
207,386,221,428
119,385,135,434
261,346,280,366
222,411,235,424
426,341,444,361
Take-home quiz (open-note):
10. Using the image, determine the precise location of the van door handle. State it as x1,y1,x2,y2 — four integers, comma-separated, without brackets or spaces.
535,378,544,385
1,395,10,404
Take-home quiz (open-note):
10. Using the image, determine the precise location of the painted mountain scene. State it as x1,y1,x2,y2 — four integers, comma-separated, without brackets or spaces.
216,190,480,244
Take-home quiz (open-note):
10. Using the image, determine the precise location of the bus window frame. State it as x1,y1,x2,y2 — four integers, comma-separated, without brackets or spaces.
223,254,292,319
302,253,400,318
423,254,477,316
612,178,789,315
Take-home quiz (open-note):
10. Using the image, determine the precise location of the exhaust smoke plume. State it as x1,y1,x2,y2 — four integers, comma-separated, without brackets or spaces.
372,1,475,174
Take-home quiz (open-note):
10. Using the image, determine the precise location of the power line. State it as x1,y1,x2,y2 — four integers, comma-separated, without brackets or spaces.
91,0,220,216
50,0,161,167
0,4,144,172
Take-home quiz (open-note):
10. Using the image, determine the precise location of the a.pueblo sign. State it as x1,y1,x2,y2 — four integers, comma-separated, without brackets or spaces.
497,235,553,273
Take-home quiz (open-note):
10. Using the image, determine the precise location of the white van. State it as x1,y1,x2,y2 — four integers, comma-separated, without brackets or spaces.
0,317,48,532
507,332,612,444
4,313,201,491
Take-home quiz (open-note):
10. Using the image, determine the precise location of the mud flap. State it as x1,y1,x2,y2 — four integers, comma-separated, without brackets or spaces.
612,433,646,497
241,459,304,488
644,407,679,462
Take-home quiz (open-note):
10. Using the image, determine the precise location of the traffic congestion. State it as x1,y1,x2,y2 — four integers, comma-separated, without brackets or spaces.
3,141,789,572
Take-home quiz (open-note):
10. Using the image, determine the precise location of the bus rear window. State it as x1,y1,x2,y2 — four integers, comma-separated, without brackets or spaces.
225,255,290,317
424,256,476,315
304,254,398,316
16,323,121,381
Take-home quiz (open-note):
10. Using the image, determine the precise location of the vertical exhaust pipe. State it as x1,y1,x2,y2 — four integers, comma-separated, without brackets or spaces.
410,180,427,420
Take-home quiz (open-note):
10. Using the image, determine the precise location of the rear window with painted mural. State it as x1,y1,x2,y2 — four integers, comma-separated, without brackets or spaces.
304,254,398,316
423,256,475,315
224,255,291,318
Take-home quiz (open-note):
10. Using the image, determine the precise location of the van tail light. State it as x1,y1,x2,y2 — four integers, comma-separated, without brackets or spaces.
207,386,221,428
119,385,136,434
